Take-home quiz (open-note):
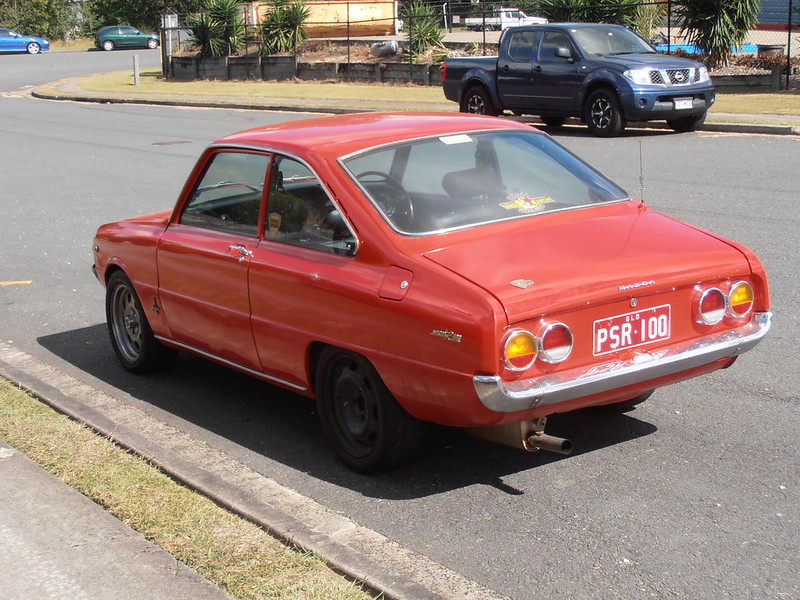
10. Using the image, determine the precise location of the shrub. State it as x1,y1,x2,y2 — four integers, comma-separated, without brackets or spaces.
259,0,310,55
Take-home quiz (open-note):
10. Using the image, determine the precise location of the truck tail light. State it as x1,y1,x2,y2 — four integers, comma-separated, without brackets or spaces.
728,281,754,318
504,330,537,371
539,323,573,363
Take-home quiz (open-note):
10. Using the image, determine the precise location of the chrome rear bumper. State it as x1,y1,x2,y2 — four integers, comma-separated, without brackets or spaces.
474,311,772,413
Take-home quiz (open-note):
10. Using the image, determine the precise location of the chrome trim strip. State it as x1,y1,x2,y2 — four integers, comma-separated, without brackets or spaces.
474,311,772,413
154,336,308,392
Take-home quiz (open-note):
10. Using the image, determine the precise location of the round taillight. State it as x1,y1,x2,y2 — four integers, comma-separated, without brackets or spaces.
538,322,573,363
504,330,538,371
728,281,754,318
698,287,726,325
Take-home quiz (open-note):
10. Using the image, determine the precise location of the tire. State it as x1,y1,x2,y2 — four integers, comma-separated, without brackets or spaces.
315,347,427,473
102,40,115,51
540,115,566,128
667,112,706,133
146,38,158,49
26,42,40,54
106,271,177,373
585,89,626,137
460,85,499,116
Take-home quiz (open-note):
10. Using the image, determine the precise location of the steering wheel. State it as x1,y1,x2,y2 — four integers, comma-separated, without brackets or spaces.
357,171,414,230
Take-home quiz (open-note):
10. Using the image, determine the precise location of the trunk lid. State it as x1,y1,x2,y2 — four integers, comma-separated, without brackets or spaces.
422,202,751,323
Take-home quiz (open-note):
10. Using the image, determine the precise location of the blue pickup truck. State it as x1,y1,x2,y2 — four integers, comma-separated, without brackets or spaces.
442,23,716,136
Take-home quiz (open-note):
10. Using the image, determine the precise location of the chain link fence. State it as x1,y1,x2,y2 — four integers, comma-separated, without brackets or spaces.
160,0,798,87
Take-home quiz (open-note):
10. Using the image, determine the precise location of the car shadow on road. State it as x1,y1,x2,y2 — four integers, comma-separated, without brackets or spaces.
39,324,658,499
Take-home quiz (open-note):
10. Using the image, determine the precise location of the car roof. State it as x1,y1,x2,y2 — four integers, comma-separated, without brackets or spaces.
212,112,535,159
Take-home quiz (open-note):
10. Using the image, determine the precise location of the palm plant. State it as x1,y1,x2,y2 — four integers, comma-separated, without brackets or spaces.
675,0,761,69
402,0,444,61
187,0,245,57
259,0,310,55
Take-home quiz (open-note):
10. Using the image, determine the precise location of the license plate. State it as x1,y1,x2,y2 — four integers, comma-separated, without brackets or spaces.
674,98,693,110
593,304,671,356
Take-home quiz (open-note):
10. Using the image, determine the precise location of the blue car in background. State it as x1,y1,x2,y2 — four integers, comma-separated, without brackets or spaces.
0,27,49,54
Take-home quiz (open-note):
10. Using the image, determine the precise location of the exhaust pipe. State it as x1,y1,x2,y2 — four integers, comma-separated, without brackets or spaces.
525,431,573,455
467,417,572,455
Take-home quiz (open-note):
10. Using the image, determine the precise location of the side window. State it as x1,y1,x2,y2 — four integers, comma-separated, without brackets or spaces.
180,151,268,236
507,30,536,61
265,156,356,256
540,31,573,61
120,27,137,35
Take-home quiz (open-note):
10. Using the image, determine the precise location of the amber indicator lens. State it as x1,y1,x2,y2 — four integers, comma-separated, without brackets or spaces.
699,288,726,325
504,330,538,371
728,281,754,317
539,323,573,363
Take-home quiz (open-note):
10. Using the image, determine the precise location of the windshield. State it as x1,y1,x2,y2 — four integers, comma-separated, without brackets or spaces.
571,25,656,56
341,130,628,235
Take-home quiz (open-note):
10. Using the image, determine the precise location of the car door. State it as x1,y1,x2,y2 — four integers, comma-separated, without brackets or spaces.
0,29,21,52
530,30,583,112
156,150,269,371
497,29,538,110
247,155,365,389
117,26,140,48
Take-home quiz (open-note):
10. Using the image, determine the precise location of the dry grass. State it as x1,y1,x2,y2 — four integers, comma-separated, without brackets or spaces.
0,377,374,600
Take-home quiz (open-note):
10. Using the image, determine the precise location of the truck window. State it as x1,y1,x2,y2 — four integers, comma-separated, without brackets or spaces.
507,30,536,61
540,31,573,60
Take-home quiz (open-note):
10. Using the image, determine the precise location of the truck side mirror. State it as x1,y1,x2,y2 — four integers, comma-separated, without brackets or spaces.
555,47,574,62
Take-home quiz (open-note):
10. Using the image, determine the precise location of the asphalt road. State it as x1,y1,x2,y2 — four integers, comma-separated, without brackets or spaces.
1,51,798,600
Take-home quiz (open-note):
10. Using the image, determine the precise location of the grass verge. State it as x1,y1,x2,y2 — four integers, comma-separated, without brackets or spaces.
70,69,449,107
0,377,374,600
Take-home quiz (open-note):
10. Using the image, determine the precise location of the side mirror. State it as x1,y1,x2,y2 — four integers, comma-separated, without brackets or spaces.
555,47,573,61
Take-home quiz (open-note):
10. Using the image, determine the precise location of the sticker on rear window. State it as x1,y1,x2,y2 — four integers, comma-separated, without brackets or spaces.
500,194,553,213
439,134,473,145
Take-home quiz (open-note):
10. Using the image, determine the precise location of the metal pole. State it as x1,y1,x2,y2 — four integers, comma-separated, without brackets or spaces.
788,0,794,90
667,0,672,54
133,55,140,86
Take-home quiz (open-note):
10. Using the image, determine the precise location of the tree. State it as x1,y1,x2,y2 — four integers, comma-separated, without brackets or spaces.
675,0,761,68
0,0,80,39
89,0,205,31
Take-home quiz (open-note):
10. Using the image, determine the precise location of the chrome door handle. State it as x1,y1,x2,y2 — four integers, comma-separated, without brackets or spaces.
228,245,253,263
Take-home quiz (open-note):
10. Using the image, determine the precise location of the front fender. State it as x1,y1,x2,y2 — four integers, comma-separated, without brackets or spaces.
580,69,629,104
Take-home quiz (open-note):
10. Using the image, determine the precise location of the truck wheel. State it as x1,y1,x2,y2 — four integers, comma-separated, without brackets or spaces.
585,89,626,137
667,112,706,133
460,86,499,117
315,347,427,473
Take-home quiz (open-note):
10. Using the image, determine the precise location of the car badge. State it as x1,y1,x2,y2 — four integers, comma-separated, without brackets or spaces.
618,280,655,292
510,279,535,289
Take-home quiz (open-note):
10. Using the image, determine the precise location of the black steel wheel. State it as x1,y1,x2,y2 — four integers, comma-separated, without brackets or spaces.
460,85,499,116
315,347,426,472
585,89,626,137
106,271,176,373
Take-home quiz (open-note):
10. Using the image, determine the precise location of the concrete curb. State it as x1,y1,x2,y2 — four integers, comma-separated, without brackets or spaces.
0,343,508,600
30,82,800,137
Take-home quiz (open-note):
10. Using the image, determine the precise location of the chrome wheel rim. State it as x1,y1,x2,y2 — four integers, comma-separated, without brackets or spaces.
590,97,612,130
466,94,485,114
110,283,143,363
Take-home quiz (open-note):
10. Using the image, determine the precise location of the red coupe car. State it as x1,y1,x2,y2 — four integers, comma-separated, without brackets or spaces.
92,113,771,472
